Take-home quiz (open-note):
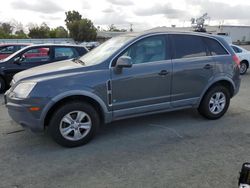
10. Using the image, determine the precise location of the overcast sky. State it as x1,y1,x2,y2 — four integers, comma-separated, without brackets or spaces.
1,0,250,31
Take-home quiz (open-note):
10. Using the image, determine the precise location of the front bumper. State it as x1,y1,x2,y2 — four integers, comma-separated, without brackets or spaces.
6,102,44,132
4,91,49,132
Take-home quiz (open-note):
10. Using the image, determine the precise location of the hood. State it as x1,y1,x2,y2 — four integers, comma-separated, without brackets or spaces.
13,60,83,83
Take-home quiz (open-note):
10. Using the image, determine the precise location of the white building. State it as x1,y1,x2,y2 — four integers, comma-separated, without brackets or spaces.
150,25,250,44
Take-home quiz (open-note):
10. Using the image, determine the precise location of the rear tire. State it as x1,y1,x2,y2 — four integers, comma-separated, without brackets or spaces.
198,86,230,120
0,77,6,93
48,101,100,147
240,61,248,75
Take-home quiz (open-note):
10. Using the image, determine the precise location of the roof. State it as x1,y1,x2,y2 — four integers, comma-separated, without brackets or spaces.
0,43,31,46
115,29,216,39
16,43,87,53
22,43,82,48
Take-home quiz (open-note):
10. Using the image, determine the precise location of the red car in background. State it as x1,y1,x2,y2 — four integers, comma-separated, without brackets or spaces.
0,44,30,60
23,47,49,58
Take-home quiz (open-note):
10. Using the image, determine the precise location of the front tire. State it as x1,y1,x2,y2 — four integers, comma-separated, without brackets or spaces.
48,102,100,147
198,86,230,120
240,61,248,75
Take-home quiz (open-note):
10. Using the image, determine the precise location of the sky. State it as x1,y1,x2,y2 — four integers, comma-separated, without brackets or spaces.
1,0,250,31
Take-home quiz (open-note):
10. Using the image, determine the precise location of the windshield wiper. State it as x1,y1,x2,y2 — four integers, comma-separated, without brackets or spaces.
72,58,85,65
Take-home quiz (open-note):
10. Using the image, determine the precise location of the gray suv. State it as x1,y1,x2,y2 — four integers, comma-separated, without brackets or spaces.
5,31,241,147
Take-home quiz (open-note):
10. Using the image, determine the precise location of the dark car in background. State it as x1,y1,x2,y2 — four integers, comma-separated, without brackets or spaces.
5,31,240,147
0,43,30,60
0,44,88,92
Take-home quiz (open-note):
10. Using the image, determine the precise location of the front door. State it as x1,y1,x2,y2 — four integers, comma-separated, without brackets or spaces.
110,35,172,118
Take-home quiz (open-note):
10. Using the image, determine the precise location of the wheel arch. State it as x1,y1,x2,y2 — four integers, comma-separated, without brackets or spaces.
241,59,249,68
198,79,235,106
42,91,111,129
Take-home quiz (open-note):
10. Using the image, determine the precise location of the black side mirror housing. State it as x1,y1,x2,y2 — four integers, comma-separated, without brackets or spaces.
13,57,21,65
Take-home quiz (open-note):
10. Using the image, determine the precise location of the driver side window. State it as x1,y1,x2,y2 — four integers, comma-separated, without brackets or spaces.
119,35,167,65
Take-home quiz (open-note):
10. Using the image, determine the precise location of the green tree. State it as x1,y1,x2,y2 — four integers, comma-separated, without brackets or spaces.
55,26,68,38
0,22,14,38
28,23,50,38
65,10,97,42
49,26,68,38
14,30,28,39
1,23,13,35
65,11,82,25
49,29,56,38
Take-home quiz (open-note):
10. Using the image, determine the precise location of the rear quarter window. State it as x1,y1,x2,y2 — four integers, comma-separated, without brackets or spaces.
203,37,229,56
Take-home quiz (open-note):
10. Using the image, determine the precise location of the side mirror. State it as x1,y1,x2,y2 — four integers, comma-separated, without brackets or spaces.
13,57,21,65
115,56,132,69
20,54,26,62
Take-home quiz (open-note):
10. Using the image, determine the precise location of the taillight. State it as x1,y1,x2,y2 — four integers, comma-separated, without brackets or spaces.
233,54,241,68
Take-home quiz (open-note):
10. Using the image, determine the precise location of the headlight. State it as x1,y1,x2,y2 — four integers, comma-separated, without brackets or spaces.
13,82,36,99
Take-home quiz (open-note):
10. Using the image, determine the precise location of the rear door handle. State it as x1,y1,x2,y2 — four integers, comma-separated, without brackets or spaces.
203,64,213,69
158,70,169,76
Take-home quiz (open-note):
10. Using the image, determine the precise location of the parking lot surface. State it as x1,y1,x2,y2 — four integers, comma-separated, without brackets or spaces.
0,74,250,188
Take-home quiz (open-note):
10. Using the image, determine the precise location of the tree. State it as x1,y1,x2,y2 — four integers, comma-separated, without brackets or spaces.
49,26,68,38
55,26,68,38
108,24,127,32
77,19,97,41
65,10,97,42
65,10,82,25
0,23,13,35
108,24,116,31
15,30,28,39
28,23,50,38
0,22,14,38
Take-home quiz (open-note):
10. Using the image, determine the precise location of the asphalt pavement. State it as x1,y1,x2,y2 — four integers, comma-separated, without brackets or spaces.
0,73,250,188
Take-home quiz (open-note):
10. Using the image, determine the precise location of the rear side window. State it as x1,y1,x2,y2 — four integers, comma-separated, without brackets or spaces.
54,47,78,61
172,35,207,59
204,38,228,55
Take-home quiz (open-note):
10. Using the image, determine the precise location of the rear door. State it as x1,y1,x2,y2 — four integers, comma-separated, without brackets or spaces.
170,34,215,107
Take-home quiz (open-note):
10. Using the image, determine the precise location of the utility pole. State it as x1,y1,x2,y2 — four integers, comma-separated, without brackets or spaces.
130,23,133,32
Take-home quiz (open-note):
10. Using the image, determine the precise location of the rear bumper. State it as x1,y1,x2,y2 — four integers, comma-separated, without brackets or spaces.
233,76,241,97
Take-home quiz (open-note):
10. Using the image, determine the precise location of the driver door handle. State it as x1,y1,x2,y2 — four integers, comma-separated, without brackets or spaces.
203,64,213,69
158,70,169,76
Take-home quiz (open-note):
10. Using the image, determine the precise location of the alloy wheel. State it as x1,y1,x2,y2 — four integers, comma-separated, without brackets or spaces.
240,63,247,74
209,92,226,115
59,111,92,141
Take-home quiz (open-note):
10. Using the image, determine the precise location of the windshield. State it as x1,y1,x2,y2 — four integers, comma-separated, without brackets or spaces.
2,47,28,61
79,35,135,66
